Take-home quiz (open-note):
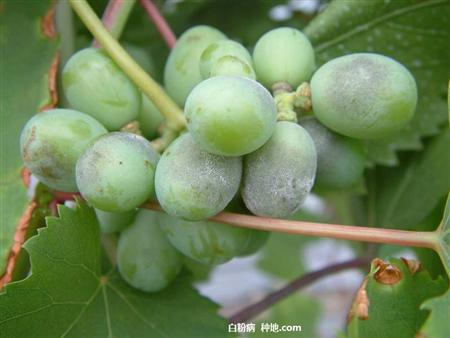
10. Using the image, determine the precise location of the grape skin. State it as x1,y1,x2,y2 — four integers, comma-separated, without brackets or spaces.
253,27,316,89
155,133,242,221
310,53,418,139
185,76,277,156
158,213,252,265
94,208,136,233
117,210,182,292
199,40,253,79
20,109,107,192
76,132,159,212
62,48,141,131
209,55,256,79
164,26,226,106
242,121,317,218
300,117,366,190
137,94,163,140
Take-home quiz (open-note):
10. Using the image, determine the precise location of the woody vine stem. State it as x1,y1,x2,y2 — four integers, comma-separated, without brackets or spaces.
69,0,440,251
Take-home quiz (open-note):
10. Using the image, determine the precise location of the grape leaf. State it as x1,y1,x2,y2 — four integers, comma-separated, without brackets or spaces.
418,289,450,338
304,0,450,165
0,202,228,337
435,192,450,278
372,130,450,230
0,0,58,276
347,258,447,338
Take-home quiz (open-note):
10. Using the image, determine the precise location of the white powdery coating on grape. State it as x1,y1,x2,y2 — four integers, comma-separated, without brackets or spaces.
76,132,159,212
242,122,317,218
155,133,242,220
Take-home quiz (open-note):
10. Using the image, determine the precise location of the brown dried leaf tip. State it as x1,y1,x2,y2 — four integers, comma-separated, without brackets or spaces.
401,257,422,275
372,258,403,285
41,1,57,39
348,276,370,322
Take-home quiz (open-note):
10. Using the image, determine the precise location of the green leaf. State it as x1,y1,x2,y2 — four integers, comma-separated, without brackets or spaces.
0,202,228,337
435,192,450,278
0,0,58,276
347,258,447,338
373,130,450,230
304,0,450,165
418,289,450,338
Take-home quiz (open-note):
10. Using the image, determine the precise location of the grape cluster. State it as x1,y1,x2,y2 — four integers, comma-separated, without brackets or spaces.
20,25,417,293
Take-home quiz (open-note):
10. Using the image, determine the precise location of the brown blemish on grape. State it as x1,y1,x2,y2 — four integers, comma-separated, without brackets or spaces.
348,276,370,322
372,258,402,285
22,126,37,162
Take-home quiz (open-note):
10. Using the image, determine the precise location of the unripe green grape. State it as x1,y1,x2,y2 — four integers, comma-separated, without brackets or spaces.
155,133,242,221
123,43,156,76
300,117,366,190
164,26,226,106
310,53,418,139
199,40,253,79
76,132,159,212
20,109,107,192
209,55,256,79
94,208,136,233
239,230,270,256
185,76,277,156
158,213,252,265
253,27,316,89
137,94,163,140
242,121,317,218
117,210,182,292
62,47,141,130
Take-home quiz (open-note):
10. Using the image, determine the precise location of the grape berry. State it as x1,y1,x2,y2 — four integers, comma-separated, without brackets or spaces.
20,25,418,293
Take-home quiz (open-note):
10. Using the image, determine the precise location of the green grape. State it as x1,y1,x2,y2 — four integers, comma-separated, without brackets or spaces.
199,40,253,79
155,133,242,221
209,55,256,79
164,26,226,106
300,116,366,190
242,121,317,218
62,47,141,131
123,43,156,76
310,53,418,139
252,27,316,89
117,210,182,292
94,208,136,233
158,213,252,265
20,109,107,192
185,76,277,156
137,94,163,140
239,230,270,256
76,132,159,212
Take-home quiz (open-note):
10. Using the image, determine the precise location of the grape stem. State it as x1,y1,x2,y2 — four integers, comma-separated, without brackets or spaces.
139,0,176,48
273,82,312,122
92,0,136,47
142,202,438,249
69,0,186,131
227,257,370,323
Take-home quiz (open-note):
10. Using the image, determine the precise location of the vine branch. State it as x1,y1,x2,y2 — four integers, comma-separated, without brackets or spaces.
228,257,370,323
69,0,186,131
92,0,136,47
142,202,438,249
139,0,176,48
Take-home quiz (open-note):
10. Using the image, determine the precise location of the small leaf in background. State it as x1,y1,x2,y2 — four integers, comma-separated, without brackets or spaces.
418,289,450,338
0,202,228,338
373,130,450,230
304,0,450,165
347,258,447,338
0,0,58,276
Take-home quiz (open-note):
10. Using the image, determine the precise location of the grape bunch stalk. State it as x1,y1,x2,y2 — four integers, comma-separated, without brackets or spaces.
20,3,419,293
